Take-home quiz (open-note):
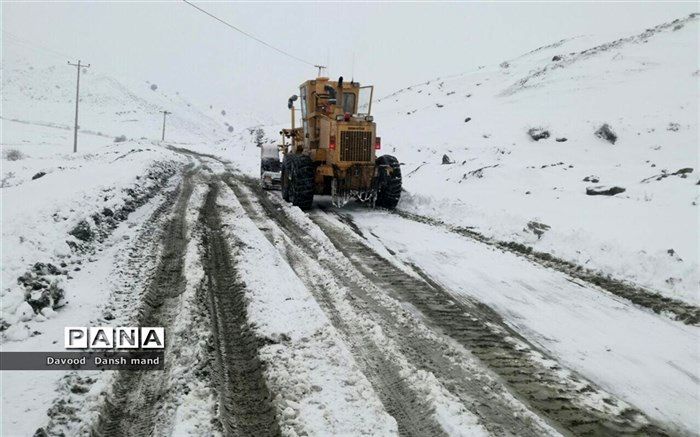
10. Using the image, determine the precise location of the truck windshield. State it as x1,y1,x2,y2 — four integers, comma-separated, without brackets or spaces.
342,93,356,114
357,86,373,116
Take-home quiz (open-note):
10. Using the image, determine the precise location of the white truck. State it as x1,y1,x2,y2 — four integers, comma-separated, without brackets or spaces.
260,144,282,190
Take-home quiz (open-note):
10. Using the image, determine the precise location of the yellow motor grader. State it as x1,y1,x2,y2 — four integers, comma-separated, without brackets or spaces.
274,76,401,210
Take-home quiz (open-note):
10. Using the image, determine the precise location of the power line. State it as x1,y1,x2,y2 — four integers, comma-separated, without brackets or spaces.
2,30,75,60
181,0,316,67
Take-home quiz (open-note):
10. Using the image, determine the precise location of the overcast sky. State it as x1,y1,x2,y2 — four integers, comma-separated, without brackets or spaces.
3,2,698,123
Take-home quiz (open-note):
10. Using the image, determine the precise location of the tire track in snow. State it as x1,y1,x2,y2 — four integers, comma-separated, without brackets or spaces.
309,210,674,437
394,209,700,326
92,163,198,437
226,173,671,436
228,177,553,437
198,180,281,436
227,179,453,437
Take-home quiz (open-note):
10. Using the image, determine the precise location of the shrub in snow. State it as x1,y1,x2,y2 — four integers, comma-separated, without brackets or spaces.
555,137,568,142
26,282,64,313
32,262,62,276
32,171,46,180
667,122,680,132
15,263,67,315
3,148,25,161
441,154,453,165
254,128,265,147
527,128,550,141
464,117,472,123
552,55,563,61
594,124,617,144
69,220,94,242
150,83,158,91
114,135,127,143
228,126,234,133
526,221,551,239
221,110,227,116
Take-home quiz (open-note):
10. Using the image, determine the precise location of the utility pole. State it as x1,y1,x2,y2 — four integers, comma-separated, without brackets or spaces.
160,110,171,141
67,60,90,153
314,64,326,77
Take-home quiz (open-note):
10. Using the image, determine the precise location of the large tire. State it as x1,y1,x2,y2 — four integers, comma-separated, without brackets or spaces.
375,155,402,209
288,155,315,210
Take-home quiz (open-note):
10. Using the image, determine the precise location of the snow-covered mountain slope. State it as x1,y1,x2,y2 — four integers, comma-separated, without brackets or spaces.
1,53,250,151
373,13,699,304
0,44,260,331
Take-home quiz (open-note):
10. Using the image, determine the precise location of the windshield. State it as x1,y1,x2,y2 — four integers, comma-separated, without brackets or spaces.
357,86,373,116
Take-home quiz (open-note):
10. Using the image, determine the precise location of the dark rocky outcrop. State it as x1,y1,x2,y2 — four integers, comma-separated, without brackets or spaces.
586,185,626,196
595,124,617,144
528,128,550,141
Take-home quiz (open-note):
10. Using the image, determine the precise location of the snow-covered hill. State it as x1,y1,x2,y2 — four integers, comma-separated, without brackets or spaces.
0,44,260,333
373,13,699,304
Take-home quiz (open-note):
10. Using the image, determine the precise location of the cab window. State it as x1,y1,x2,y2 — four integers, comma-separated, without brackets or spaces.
342,93,356,114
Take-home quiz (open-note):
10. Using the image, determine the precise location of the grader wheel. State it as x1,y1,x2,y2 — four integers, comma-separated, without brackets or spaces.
375,155,402,209
283,155,315,210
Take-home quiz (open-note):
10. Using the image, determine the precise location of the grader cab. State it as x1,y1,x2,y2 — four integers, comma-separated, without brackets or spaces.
275,76,401,210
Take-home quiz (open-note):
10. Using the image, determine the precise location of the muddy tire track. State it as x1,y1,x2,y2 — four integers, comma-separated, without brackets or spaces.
228,180,449,437
394,209,700,326
41,166,190,437
231,175,672,437
228,178,559,437
91,164,197,437
198,181,281,437
310,212,673,437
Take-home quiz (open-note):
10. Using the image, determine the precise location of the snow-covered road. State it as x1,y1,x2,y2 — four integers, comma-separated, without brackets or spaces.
3,147,698,437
